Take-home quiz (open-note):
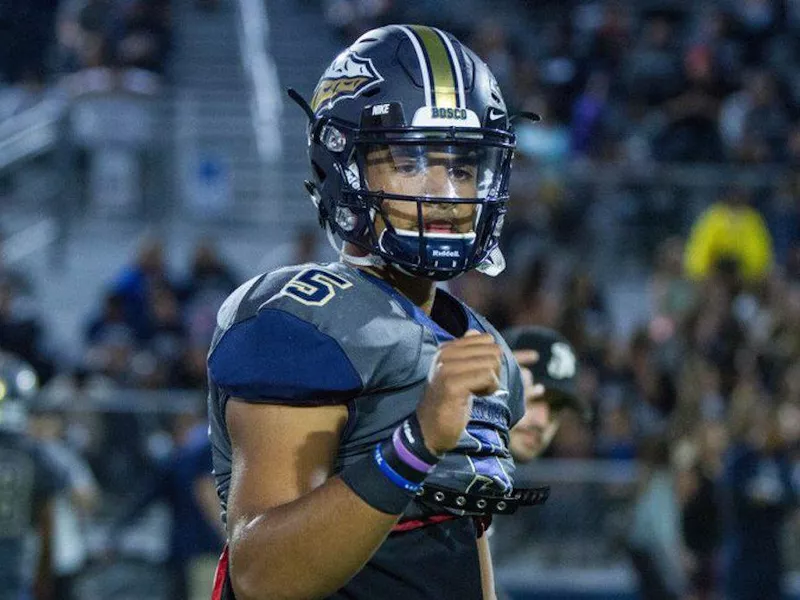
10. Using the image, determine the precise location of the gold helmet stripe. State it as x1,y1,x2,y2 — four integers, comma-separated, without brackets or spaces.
409,25,458,108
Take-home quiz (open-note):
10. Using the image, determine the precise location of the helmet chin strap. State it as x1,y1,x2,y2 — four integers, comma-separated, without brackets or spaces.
325,223,386,268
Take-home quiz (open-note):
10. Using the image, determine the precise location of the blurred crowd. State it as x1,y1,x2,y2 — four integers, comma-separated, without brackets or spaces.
2,0,800,599
0,0,173,121
58,0,173,76
1,0,173,83
322,0,800,167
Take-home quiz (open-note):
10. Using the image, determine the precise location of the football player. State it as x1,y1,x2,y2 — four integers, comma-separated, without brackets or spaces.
207,25,543,600
0,352,65,600
503,326,589,462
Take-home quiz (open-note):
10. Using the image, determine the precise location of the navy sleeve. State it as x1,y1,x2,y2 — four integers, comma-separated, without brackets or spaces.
208,308,363,405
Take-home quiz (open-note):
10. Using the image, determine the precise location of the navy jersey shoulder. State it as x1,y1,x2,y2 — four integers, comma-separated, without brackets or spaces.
208,262,425,405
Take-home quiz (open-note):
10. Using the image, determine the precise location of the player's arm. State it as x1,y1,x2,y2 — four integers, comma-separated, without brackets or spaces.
225,330,503,600
226,400,400,600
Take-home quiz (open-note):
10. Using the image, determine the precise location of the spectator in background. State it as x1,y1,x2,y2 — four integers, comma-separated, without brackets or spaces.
179,240,238,311
180,241,238,344
109,235,173,341
595,403,637,461
537,22,581,124
626,436,688,600
689,6,741,93
684,185,774,286
0,352,66,600
730,0,781,65
85,291,134,347
57,0,173,74
0,278,55,384
623,12,684,108
142,283,188,388
628,328,677,437
28,407,100,600
503,326,589,462
570,70,611,159
83,322,138,386
720,69,790,163
649,236,696,341
114,407,224,600
112,0,173,74
177,241,238,390
57,0,113,72
169,342,209,390
655,43,725,163
760,284,800,393
582,1,631,73
558,268,611,358
674,353,726,437
675,425,727,600
721,397,797,600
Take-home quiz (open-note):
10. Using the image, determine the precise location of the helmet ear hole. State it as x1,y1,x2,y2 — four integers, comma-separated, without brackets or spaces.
362,87,382,98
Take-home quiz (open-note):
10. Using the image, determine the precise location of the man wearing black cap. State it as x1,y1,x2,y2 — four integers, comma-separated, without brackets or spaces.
502,326,589,462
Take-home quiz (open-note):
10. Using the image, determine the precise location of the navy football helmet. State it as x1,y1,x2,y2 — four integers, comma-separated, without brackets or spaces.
292,25,535,281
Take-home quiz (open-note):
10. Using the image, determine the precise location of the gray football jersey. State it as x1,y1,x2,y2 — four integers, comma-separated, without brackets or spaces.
207,261,524,523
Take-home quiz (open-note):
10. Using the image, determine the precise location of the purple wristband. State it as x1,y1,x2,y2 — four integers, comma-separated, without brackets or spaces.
392,427,435,474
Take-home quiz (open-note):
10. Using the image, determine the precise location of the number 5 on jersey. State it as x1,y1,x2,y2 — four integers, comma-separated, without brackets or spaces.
279,268,353,306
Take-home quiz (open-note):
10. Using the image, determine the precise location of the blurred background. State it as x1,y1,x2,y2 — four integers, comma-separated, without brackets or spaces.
2,0,800,598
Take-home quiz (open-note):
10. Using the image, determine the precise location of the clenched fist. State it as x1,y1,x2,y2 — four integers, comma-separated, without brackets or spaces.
415,330,503,455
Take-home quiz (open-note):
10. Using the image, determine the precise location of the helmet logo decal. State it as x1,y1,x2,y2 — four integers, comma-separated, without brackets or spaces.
488,108,506,122
311,52,384,113
547,343,576,380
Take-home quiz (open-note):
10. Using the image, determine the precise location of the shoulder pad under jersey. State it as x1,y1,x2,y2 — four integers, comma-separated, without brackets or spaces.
208,262,424,405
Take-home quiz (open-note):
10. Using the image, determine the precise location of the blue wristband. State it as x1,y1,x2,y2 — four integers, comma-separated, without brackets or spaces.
374,444,422,493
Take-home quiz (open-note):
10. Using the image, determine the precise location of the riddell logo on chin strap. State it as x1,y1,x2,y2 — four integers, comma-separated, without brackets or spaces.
432,249,460,258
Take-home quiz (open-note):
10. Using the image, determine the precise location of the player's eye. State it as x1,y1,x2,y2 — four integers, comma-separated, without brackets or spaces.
449,165,476,182
394,160,422,175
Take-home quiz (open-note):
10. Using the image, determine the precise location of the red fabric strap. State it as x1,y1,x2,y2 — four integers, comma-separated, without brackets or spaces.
391,514,456,533
211,545,231,600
